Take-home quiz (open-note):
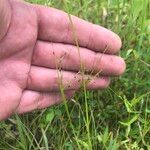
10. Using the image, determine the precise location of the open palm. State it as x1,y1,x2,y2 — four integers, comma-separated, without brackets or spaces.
0,0,125,120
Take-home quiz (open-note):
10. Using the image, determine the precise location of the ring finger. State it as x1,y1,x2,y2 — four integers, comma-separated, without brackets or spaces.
27,66,110,92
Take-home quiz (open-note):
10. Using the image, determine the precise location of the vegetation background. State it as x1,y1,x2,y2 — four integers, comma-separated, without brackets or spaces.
0,0,150,149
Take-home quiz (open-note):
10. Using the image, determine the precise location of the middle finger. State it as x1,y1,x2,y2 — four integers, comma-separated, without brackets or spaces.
32,41,126,76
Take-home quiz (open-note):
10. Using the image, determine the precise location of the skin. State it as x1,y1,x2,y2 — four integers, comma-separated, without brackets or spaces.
0,0,11,40
0,0,126,121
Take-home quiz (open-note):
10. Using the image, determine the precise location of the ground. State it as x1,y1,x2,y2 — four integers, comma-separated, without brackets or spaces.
0,0,150,149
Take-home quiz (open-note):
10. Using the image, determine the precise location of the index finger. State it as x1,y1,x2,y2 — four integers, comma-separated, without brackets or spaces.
35,5,122,54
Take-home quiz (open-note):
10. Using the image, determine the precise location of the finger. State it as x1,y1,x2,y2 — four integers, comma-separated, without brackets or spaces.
32,41,126,76
27,66,110,92
35,5,122,54
0,83,22,120
16,90,74,114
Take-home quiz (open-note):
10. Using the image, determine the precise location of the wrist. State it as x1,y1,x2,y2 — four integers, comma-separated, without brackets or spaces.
0,0,11,41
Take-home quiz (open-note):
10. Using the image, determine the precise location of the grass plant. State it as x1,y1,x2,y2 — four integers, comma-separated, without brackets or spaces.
0,0,150,149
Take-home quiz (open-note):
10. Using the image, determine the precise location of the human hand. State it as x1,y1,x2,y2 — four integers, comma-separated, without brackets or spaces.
0,0,126,120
